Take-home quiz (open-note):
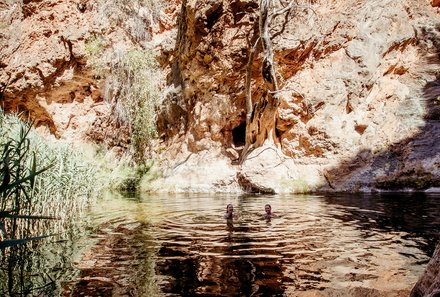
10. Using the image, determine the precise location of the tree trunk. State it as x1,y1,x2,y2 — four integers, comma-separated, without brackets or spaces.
241,0,287,163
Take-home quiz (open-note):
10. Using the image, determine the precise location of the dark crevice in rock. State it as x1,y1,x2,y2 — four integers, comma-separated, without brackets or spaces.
232,122,246,147
206,3,223,30
230,0,258,23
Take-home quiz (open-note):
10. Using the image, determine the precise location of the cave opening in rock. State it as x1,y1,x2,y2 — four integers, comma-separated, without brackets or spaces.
232,122,246,147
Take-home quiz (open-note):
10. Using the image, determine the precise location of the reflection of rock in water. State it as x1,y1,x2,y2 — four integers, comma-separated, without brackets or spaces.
59,192,438,296
155,221,290,296
62,221,159,296
156,246,290,296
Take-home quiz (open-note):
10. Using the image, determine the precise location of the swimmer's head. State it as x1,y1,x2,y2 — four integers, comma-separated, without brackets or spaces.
265,204,271,214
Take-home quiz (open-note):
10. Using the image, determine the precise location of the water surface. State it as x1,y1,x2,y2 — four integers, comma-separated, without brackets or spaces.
61,192,440,296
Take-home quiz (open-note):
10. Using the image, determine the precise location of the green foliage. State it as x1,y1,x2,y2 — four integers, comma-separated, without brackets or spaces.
92,149,155,192
0,117,54,246
105,48,161,160
82,0,165,160
139,162,163,192
280,178,310,193
0,113,102,295
29,139,100,228
84,35,106,77
85,35,104,57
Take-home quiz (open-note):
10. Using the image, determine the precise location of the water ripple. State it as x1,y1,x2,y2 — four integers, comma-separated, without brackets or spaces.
64,192,440,296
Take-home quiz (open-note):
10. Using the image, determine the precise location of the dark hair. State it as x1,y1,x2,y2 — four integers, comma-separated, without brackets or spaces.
265,204,271,209
226,204,233,213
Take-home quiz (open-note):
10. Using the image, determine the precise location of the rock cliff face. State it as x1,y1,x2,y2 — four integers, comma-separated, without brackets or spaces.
1,0,103,138
0,0,177,153
1,0,440,193
153,0,440,193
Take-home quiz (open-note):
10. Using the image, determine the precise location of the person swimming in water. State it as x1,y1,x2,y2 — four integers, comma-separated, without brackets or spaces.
224,203,234,219
264,204,278,219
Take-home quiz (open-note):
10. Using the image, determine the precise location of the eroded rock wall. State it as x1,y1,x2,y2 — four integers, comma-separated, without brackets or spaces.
1,0,440,193
158,0,256,149
1,0,102,137
153,0,440,193
411,243,440,297
0,0,177,154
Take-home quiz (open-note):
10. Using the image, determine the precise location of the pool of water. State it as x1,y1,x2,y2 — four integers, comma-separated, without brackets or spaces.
2,192,439,296
62,192,440,296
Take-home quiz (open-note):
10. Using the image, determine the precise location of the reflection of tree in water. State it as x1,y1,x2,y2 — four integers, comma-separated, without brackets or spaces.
0,239,76,296
62,221,160,296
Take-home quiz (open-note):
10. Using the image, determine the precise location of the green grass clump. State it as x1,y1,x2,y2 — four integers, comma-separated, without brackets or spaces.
0,111,100,236
106,159,155,193
280,178,310,193
80,143,159,193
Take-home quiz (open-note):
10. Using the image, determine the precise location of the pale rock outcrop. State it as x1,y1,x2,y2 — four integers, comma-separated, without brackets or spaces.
237,142,324,193
145,148,241,193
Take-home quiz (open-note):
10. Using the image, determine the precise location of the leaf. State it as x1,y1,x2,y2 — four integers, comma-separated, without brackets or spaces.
0,234,53,249
30,151,37,189
0,158,10,193
1,214,58,220
3,163,54,191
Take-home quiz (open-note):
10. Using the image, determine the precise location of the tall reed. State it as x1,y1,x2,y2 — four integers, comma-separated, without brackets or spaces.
0,111,101,295
0,111,100,239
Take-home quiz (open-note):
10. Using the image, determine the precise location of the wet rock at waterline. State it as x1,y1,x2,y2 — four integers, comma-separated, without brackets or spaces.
411,243,440,297
237,143,323,194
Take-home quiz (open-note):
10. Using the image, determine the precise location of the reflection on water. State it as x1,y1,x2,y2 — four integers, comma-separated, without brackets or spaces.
2,192,440,296
0,232,82,296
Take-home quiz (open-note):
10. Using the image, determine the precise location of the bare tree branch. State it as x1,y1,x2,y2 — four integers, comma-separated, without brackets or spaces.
272,0,297,19
259,0,278,92
246,37,261,124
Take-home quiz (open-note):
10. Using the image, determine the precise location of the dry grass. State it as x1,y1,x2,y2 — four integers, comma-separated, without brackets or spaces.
96,0,164,44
